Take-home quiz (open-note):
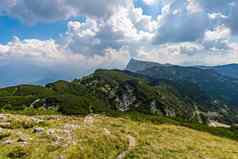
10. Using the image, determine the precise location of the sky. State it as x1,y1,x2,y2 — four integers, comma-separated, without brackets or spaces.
0,0,238,86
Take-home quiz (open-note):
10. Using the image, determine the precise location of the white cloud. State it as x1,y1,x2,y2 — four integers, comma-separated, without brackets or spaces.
143,0,156,5
186,0,203,15
204,25,231,41
134,41,238,66
208,12,228,20
0,0,133,24
0,36,130,86
1,0,238,86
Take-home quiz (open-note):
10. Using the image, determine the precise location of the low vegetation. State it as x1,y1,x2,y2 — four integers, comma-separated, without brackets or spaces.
0,112,237,159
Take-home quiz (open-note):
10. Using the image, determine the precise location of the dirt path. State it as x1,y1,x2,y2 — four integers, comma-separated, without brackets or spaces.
116,135,136,159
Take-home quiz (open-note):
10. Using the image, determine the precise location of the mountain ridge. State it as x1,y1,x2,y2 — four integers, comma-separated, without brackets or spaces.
0,59,238,126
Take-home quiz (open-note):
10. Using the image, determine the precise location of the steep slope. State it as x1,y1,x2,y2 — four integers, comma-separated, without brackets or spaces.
78,70,201,121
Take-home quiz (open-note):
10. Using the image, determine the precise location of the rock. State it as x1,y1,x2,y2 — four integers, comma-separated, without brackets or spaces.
30,99,41,107
2,139,13,145
0,122,11,129
0,114,7,121
31,117,45,124
164,107,176,117
84,115,94,125
33,127,45,133
208,120,231,128
47,129,56,135
58,155,65,159
17,136,28,143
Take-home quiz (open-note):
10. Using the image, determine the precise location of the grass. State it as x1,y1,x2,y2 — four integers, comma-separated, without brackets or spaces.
0,113,237,159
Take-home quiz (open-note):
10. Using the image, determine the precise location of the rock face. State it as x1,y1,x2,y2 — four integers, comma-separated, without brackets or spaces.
126,58,168,73
79,70,205,122
114,83,137,112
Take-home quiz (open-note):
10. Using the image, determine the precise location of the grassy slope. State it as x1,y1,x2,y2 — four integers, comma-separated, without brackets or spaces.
0,113,238,159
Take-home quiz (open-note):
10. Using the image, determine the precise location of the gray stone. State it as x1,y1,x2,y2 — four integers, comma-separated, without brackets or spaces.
0,122,11,129
2,139,13,145
33,127,45,133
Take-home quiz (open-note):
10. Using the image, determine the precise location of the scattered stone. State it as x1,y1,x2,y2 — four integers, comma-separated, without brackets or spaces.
0,122,11,129
33,127,45,133
17,136,28,143
47,129,56,135
0,114,7,120
2,139,14,145
58,155,65,159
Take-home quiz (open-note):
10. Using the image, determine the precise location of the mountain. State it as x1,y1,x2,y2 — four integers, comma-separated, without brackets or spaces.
126,59,238,123
0,67,238,158
198,64,238,79
126,58,172,72
127,59,238,79
0,70,200,121
1,68,238,125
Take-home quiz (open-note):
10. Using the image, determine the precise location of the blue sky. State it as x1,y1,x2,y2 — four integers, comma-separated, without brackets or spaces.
0,16,66,43
0,0,148,43
0,0,238,86
0,15,87,44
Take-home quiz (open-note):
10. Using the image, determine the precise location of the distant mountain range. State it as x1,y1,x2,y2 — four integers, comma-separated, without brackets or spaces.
127,59,238,123
0,59,238,126
127,58,238,79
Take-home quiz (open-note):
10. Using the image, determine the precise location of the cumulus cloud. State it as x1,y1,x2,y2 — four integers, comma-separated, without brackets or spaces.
134,41,238,66
186,0,203,14
153,0,209,43
63,5,158,56
143,0,156,5
0,0,133,23
0,0,238,86
204,25,231,41
0,36,129,86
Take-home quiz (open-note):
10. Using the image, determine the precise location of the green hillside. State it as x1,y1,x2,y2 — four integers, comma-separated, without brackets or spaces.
0,69,205,123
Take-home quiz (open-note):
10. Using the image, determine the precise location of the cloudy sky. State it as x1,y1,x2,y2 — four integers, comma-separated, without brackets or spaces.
0,0,238,86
